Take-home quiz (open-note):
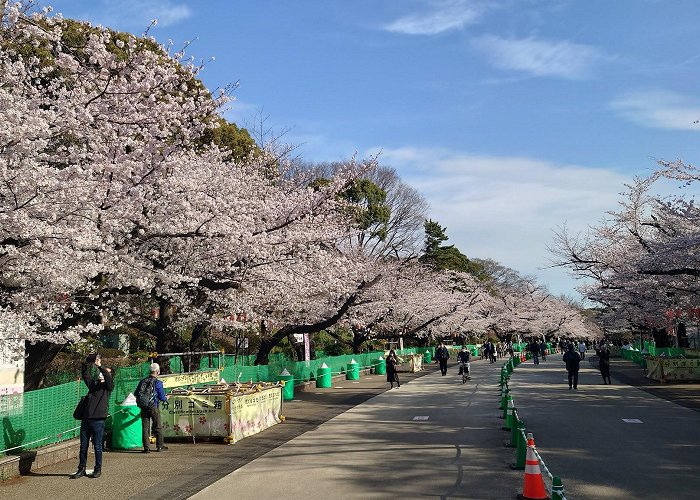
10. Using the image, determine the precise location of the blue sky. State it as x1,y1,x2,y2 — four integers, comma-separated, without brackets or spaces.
43,0,700,298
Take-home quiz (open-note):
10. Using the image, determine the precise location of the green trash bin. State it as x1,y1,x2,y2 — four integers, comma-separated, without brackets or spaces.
424,350,432,364
279,368,295,401
346,359,359,380
111,404,142,450
373,357,386,375
316,363,332,388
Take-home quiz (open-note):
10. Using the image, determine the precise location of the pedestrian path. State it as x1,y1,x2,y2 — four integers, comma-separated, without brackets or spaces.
191,359,522,499
507,352,700,500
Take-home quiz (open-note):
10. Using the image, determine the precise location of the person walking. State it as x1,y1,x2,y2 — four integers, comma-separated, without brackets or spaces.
136,363,170,453
457,346,471,380
488,340,497,363
70,354,114,479
386,349,400,389
435,342,450,376
598,345,612,384
540,340,547,362
578,341,587,360
563,344,581,389
530,339,540,365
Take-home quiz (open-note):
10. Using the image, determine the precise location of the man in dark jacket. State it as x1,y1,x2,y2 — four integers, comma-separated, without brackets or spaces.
562,344,581,389
435,342,450,376
70,354,114,479
137,362,170,452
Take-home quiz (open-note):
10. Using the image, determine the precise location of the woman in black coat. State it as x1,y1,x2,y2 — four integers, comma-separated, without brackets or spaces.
70,354,114,479
386,350,400,389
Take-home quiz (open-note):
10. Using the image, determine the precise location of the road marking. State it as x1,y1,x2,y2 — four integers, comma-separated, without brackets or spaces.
622,418,643,423
334,386,344,389
413,416,430,421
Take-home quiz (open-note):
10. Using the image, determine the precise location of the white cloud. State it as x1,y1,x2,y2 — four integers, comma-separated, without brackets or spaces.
610,91,700,131
68,0,192,30
472,35,606,79
384,0,484,35
369,146,629,296
222,99,259,127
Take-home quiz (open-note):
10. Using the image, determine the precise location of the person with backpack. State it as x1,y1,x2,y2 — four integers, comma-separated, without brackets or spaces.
136,363,169,453
70,353,114,479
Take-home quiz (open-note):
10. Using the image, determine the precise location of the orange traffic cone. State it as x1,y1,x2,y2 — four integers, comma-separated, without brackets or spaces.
517,433,549,500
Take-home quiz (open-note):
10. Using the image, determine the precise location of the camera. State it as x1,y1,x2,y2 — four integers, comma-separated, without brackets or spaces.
85,353,99,364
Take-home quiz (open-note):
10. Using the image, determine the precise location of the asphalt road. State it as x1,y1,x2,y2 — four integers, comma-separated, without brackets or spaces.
507,354,700,500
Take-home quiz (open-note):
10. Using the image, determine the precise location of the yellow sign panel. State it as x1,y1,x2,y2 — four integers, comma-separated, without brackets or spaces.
231,388,282,441
159,370,221,389
646,358,700,382
161,393,230,437
160,387,282,441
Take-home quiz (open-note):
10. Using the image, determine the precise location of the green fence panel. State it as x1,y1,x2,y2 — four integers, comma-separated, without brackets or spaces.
3,349,410,455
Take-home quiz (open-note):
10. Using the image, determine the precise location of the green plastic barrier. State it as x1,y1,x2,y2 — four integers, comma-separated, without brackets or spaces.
316,364,332,388
373,357,386,375
424,350,432,364
111,404,142,450
346,360,359,380
278,370,295,401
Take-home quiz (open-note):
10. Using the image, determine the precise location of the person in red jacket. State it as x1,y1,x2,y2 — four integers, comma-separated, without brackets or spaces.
70,353,114,479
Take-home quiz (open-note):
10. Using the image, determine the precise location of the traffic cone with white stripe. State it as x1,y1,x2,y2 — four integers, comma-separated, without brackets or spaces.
517,433,548,500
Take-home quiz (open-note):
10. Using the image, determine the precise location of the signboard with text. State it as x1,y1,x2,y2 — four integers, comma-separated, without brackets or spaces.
161,386,282,442
158,370,221,389
0,336,24,415
646,357,700,382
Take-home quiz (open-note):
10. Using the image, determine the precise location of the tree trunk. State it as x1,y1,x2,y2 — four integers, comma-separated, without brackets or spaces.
154,300,183,374
288,334,304,361
186,321,209,371
351,329,366,354
24,341,65,391
255,327,292,365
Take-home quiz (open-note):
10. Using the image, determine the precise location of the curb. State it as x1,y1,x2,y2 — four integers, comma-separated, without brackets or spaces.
1,438,80,481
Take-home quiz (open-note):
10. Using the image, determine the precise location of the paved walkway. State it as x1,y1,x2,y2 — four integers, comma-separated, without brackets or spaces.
191,358,519,499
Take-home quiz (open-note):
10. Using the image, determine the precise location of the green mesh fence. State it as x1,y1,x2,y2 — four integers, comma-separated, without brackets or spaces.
1,362,152,455
0,357,224,455
219,351,387,384
2,348,437,455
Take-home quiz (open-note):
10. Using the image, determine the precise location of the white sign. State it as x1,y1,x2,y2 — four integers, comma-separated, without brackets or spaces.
622,418,643,424
0,334,24,415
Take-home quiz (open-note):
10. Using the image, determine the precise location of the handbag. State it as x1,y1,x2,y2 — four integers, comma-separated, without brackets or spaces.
73,395,88,420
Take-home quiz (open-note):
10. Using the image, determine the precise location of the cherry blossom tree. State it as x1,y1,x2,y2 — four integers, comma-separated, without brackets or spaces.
551,159,700,342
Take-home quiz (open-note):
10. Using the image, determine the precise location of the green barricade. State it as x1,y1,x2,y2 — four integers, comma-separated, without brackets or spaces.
346,360,360,380
278,369,295,401
316,364,332,388
373,357,386,375
111,404,142,450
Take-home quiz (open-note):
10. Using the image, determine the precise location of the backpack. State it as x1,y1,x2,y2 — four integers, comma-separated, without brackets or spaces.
135,376,156,408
